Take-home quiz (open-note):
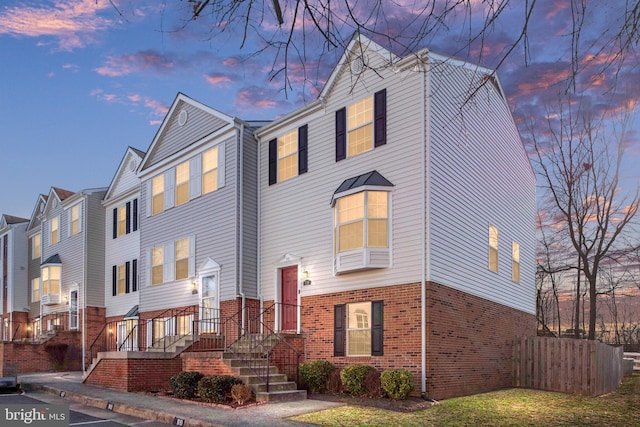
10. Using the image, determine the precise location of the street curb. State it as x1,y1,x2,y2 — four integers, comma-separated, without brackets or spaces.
21,382,222,427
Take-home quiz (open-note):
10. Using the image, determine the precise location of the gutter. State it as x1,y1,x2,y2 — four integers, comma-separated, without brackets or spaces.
237,122,246,332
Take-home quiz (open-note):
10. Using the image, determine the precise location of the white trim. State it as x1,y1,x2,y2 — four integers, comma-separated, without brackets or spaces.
273,257,302,333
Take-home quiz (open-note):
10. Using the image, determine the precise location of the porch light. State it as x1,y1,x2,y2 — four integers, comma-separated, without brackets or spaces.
191,281,198,294
303,270,312,286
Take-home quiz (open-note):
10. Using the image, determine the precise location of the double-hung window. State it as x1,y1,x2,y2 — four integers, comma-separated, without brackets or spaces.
41,264,61,304
32,234,41,259
335,89,386,161
488,225,499,272
112,199,138,239
202,146,219,194
117,206,127,236
512,241,520,283
151,175,164,215
175,161,189,206
334,301,384,357
268,125,308,185
50,216,59,245
32,277,40,302
175,237,189,280
332,171,393,273
151,246,164,285
111,260,137,296
70,205,81,236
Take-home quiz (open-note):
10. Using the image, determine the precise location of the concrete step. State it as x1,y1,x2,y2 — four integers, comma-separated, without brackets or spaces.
253,381,298,393
255,389,307,403
238,373,287,385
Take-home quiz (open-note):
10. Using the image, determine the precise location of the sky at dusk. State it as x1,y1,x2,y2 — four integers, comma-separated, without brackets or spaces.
1,0,639,220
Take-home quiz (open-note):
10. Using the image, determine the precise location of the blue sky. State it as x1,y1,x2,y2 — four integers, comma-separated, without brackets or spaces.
1,0,639,219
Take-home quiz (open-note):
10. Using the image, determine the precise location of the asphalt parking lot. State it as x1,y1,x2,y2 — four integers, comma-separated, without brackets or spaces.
0,391,173,426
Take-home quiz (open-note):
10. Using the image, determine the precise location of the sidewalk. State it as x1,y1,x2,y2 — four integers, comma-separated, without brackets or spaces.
18,372,344,427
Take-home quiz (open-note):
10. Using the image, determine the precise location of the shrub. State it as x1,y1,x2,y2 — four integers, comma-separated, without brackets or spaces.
299,359,335,393
198,375,243,404
169,371,204,399
381,368,415,400
327,368,343,394
44,343,68,371
340,364,376,396
364,368,382,398
230,383,253,405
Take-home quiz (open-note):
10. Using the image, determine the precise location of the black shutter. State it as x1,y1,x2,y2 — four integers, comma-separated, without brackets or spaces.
334,304,346,356
335,107,346,162
371,300,384,356
112,208,117,239
298,124,308,175
374,89,387,147
112,265,117,296
132,199,138,232
125,261,131,293
268,138,277,185
132,259,138,292
125,202,131,234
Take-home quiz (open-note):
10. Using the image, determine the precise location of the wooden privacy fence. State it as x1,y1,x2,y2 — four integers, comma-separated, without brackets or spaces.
513,336,624,396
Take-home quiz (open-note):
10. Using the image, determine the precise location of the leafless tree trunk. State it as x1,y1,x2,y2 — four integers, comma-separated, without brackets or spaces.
531,96,640,340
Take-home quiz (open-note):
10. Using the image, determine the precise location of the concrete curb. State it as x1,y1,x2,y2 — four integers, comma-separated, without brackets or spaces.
21,382,223,427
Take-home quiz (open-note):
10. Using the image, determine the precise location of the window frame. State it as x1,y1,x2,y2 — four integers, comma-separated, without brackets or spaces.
202,146,219,195
32,234,41,260
41,264,61,298
151,174,165,216
32,277,40,303
50,216,59,245
175,160,190,206
151,245,164,285
512,241,520,283
334,300,383,357
70,204,80,236
488,225,499,273
277,128,299,183
175,237,190,281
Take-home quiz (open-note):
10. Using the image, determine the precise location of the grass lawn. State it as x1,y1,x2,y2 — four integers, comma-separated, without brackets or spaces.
291,373,640,426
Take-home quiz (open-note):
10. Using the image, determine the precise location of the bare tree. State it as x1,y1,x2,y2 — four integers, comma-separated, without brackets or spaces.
531,96,640,340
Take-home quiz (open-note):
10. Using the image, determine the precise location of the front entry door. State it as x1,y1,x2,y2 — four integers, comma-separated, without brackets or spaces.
281,266,298,331
201,274,218,333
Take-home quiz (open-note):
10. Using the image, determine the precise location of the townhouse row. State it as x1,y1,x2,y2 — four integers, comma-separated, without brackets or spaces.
0,34,536,399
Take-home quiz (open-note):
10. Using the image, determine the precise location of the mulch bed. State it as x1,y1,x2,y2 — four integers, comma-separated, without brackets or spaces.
308,393,437,412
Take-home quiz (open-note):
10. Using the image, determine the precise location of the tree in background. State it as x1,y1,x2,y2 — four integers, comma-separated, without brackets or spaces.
531,96,639,341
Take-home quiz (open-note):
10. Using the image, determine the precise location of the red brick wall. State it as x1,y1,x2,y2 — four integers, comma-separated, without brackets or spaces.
300,282,535,400
83,306,106,364
85,357,183,392
0,330,82,375
181,352,234,376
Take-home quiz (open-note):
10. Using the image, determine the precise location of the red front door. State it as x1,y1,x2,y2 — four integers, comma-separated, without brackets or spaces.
281,266,298,331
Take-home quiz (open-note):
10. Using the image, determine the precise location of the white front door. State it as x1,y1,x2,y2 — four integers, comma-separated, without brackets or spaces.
200,274,218,333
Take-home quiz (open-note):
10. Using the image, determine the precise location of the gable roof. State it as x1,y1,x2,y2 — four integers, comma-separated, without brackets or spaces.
138,92,240,174
1,214,28,225
26,194,48,232
42,187,75,217
104,146,146,202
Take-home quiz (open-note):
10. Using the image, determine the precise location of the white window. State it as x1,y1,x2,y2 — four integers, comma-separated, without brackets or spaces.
32,234,41,259
117,205,127,237
151,175,164,216
41,265,61,297
202,146,219,194
176,161,190,206
336,191,388,252
512,241,520,283
488,225,499,272
50,216,59,245
151,246,164,285
70,204,81,236
277,129,298,182
32,277,40,302
347,302,371,356
347,96,373,157
175,237,189,280
118,264,127,294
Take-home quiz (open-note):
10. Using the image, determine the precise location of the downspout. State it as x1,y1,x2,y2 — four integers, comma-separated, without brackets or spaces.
82,194,87,370
237,123,246,333
257,128,264,332
420,54,430,400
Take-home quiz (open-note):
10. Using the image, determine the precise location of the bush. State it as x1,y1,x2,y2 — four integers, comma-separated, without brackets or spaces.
327,368,343,394
300,359,335,393
381,368,415,400
44,343,68,371
169,371,204,399
364,368,382,398
198,375,244,403
340,364,376,396
230,383,253,405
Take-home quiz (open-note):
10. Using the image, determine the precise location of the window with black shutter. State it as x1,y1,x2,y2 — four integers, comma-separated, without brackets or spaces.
125,261,131,293
334,304,345,356
132,259,138,292
112,265,117,296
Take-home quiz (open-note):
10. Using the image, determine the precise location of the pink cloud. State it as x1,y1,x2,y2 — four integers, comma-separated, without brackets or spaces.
204,72,234,86
95,50,176,77
0,0,113,51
